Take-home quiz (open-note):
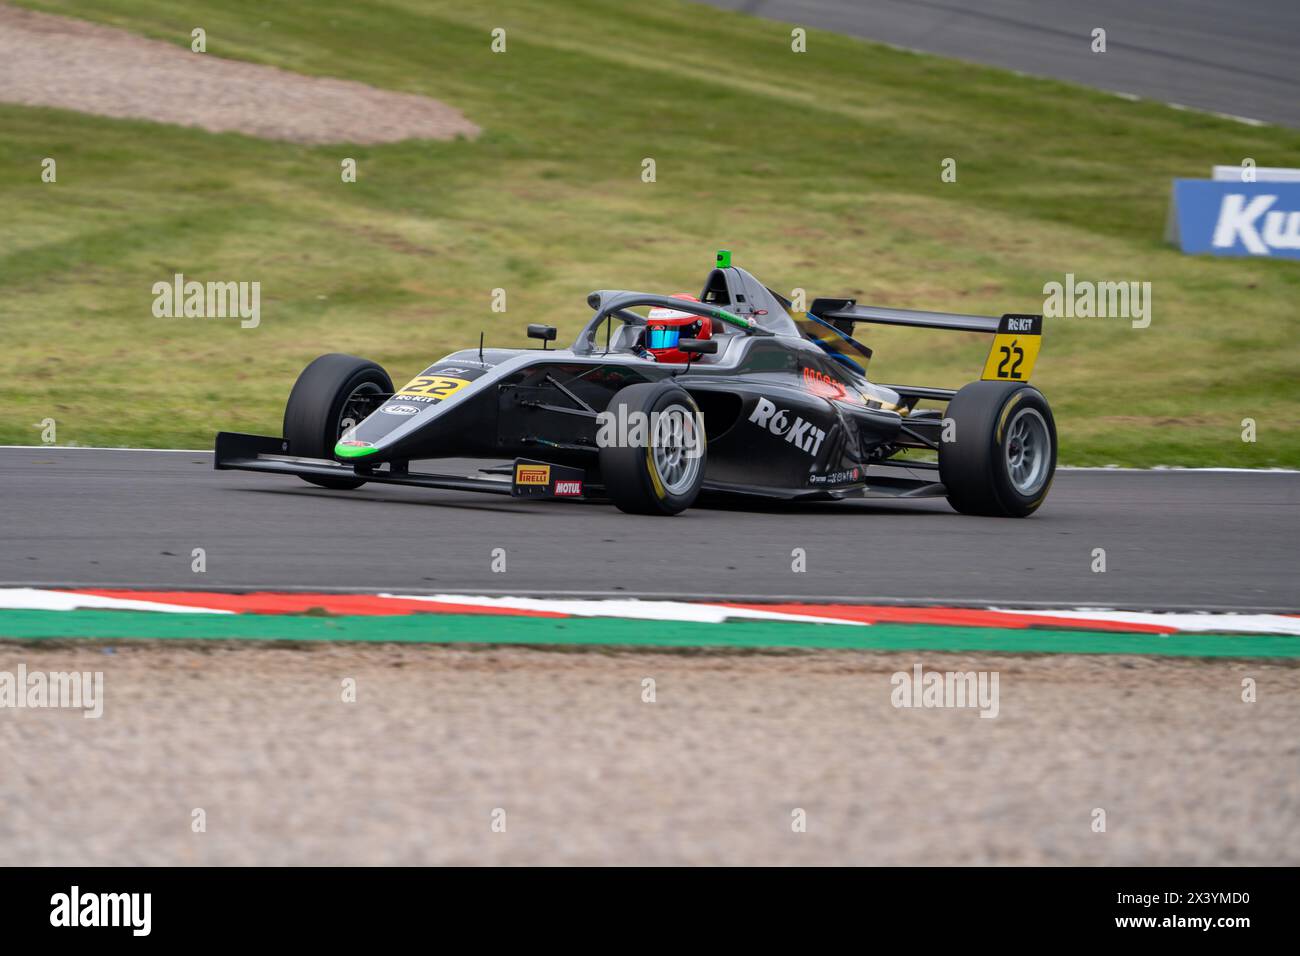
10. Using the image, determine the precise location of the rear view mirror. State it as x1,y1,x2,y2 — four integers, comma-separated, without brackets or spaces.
679,338,718,355
527,324,558,349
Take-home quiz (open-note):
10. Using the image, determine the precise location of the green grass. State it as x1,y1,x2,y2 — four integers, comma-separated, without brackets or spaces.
2,0,1298,465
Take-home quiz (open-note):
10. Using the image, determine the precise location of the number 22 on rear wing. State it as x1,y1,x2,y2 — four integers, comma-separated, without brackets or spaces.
981,314,1042,383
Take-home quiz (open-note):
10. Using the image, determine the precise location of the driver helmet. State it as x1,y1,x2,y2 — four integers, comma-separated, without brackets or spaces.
642,293,712,363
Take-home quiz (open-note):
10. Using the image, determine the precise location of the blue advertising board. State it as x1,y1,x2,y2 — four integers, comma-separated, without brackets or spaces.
1170,180,1300,259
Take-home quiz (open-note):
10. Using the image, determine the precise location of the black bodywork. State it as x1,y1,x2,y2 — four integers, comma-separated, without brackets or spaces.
216,261,1022,503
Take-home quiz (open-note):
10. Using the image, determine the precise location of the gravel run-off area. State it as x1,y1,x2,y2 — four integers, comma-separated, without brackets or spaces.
1,641,1296,865
0,5,479,143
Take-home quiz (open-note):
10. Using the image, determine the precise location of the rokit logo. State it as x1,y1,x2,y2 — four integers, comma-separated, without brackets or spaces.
748,397,826,456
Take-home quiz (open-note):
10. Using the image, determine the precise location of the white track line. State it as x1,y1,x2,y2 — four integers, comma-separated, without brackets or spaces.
0,445,212,453
991,607,1300,636
2,588,1296,633
1166,102,1268,126
1058,466,1299,474
0,588,231,614
382,593,865,626
0,583,1290,614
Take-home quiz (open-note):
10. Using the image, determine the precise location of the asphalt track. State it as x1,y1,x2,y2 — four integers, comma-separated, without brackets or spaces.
1,448,1295,611
702,0,1300,127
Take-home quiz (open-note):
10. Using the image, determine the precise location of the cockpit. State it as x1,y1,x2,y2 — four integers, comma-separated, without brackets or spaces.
573,256,873,376
698,264,801,337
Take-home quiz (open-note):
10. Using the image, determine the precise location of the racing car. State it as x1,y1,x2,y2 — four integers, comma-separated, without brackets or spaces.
215,251,1056,517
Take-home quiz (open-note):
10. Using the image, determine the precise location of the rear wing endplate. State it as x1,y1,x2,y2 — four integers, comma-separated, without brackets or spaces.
810,299,1043,383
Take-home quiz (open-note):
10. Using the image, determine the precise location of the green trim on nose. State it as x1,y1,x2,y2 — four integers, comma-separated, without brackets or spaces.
334,442,377,459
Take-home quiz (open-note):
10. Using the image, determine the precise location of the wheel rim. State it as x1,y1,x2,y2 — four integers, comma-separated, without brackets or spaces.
1004,406,1051,496
337,382,384,438
651,403,702,496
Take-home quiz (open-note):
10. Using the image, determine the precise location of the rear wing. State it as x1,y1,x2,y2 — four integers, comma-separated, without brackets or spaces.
810,298,1043,384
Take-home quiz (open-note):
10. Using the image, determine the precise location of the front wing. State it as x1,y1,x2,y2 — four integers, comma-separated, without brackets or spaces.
214,433,946,503
214,433,593,500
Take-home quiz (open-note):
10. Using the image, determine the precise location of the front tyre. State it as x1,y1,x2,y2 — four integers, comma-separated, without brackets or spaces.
283,353,393,490
599,382,706,515
939,382,1056,517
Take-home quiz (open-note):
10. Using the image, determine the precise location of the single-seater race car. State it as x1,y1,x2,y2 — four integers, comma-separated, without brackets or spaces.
216,251,1056,516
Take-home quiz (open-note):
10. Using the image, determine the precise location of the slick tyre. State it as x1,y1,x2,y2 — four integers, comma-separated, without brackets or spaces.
283,353,393,490
938,381,1056,518
600,382,706,516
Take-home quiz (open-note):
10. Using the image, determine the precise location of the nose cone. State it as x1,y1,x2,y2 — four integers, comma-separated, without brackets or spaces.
335,439,379,458
334,358,499,460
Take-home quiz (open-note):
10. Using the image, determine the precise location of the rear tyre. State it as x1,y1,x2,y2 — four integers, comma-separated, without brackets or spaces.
283,353,393,490
938,381,1056,517
599,382,706,515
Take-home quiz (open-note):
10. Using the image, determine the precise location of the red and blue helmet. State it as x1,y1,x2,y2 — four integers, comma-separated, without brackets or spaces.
643,293,712,363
